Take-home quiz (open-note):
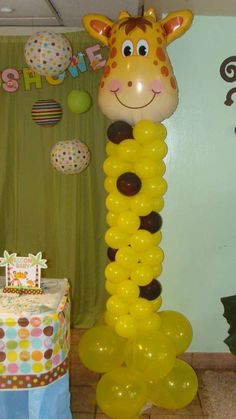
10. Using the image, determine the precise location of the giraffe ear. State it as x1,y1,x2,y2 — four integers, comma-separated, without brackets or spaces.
161,10,193,45
118,10,131,20
144,8,157,22
82,14,113,46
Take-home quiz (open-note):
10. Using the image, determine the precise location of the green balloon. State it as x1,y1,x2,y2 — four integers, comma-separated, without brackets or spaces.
67,89,92,113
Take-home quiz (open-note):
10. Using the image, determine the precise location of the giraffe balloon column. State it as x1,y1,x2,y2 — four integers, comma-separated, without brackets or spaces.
78,8,198,418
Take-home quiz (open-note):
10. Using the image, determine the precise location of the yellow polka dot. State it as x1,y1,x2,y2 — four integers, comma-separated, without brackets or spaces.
5,318,16,327
19,340,30,349
40,381,45,386
0,365,6,374
53,343,60,355
45,360,52,371
32,363,43,374
33,378,38,383
7,352,17,362
13,376,17,381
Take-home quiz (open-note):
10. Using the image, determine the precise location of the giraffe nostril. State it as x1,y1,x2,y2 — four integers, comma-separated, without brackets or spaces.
128,81,132,87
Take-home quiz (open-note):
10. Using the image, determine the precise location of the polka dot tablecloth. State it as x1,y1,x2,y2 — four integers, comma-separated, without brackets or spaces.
0,278,70,389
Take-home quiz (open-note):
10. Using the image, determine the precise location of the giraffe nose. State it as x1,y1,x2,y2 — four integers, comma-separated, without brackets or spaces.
128,81,132,87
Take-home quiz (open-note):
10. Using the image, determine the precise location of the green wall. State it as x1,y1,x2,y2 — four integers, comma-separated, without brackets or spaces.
161,16,236,352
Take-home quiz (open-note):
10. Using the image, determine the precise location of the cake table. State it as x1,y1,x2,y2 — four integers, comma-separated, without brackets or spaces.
0,277,72,419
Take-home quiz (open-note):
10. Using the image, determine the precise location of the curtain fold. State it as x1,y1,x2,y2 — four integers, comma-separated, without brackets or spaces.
0,31,109,326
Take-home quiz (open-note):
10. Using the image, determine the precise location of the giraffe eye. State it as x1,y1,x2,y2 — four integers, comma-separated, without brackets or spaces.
122,40,133,57
137,39,149,56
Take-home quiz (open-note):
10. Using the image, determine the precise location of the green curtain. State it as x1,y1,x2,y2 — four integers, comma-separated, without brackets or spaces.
0,31,109,327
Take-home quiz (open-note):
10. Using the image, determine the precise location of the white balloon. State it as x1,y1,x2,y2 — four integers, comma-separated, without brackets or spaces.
51,139,91,175
24,31,72,77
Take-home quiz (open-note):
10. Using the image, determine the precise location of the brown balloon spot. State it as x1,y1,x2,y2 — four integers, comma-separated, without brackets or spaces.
100,80,104,88
153,60,158,66
128,81,132,87
103,65,110,78
170,77,177,89
0,329,4,339
110,47,117,59
156,47,166,62
157,37,162,45
111,61,117,68
111,37,116,45
161,66,169,77
43,326,53,336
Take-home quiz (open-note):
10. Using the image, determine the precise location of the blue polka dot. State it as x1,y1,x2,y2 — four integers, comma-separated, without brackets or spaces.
32,338,43,350
5,328,17,339
20,363,31,374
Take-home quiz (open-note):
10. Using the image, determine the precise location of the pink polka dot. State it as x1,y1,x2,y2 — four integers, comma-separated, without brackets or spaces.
8,364,19,374
53,354,61,366
31,328,42,337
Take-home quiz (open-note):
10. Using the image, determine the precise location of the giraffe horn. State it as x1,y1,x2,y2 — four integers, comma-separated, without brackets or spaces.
144,8,157,21
118,10,131,20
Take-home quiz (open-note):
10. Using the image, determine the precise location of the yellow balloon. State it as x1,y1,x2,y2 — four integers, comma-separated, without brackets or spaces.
117,210,140,234
134,157,159,179
152,231,162,245
106,211,119,227
153,196,164,212
104,177,117,193
105,227,130,248
130,297,153,320
151,296,163,312
152,264,163,278
130,192,154,216
104,310,119,328
103,156,132,177
116,280,140,302
140,247,164,266
105,280,119,295
106,192,130,213
96,367,147,419
78,325,126,373
115,314,138,339
106,295,129,316
142,139,168,161
106,141,118,156
117,139,142,162
159,310,193,355
115,246,139,270
125,331,176,381
147,359,198,409
130,263,154,286
137,312,161,336
105,262,129,283
142,176,167,197
133,120,165,144
130,230,154,252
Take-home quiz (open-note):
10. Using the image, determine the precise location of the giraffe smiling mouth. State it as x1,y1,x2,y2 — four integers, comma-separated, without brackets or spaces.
111,89,161,109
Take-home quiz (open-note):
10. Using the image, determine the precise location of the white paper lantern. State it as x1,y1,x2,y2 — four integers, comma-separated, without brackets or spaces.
51,139,91,174
24,31,72,77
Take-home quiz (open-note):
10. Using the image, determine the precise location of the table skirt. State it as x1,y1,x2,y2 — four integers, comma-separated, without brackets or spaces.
0,372,72,419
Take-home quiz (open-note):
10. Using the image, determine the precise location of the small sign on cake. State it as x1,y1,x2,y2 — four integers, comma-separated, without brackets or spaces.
0,251,47,294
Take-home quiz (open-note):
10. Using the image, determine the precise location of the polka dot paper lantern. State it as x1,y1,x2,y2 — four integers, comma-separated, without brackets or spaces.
51,139,91,174
24,31,72,77
32,99,63,127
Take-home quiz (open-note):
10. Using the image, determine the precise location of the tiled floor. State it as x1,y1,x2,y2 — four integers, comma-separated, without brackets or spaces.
69,328,234,419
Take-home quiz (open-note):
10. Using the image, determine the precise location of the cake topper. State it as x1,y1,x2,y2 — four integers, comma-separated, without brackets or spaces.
0,251,47,294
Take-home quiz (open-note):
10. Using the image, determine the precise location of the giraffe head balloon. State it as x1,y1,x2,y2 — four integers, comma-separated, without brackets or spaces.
83,9,193,125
